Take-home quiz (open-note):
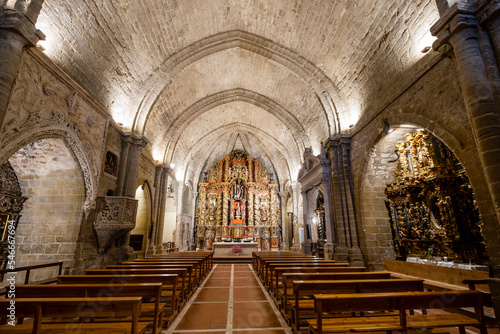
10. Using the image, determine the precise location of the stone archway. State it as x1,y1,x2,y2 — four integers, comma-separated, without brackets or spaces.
8,138,85,281
130,182,153,258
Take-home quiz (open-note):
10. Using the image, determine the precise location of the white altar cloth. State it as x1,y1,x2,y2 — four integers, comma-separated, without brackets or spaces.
406,257,488,271
213,242,258,256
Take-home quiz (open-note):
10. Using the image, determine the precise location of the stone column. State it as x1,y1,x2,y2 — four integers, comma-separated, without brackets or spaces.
301,190,312,255
431,1,500,267
0,2,45,126
326,135,364,265
154,166,172,253
146,164,164,256
115,136,132,196
320,143,335,260
290,181,303,253
123,137,148,198
476,0,500,77
279,191,289,250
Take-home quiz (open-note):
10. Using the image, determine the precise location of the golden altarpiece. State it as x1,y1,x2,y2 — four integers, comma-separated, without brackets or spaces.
195,150,281,251
385,130,487,264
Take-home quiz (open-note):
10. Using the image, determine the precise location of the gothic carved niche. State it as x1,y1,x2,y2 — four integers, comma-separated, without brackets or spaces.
385,130,486,263
195,150,280,250
93,196,138,252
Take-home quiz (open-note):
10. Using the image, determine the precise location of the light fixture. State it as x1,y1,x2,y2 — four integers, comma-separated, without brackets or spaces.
421,46,431,54
349,124,354,128
383,118,393,134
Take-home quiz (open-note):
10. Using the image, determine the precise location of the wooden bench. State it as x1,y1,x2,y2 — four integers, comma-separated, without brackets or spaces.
273,268,384,298
119,261,203,287
85,268,189,307
16,283,165,334
258,257,317,281
290,279,424,332
308,290,487,334
266,263,350,292
0,297,148,334
265,261,348,287
58,274,179,325
136,256,211,278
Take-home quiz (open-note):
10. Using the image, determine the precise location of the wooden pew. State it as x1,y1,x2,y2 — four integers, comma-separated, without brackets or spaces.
278,270,373,315
290,279,424,332
272,268,384,297
253,252,311,273
267,263,350,292
308,290,487,334
0,297,148,334
254,255,312,278
16,284,164,334
58,274,179,325
263,260,345,284
107,264,198,293
85,268,189,307
136,256,211,278
152,252,214,272
119,261,203,286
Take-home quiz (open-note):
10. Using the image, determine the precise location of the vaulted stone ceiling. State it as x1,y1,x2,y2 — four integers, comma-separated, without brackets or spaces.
35,0,440,187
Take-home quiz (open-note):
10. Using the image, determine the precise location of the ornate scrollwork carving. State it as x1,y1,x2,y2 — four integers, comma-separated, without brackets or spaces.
93,196,138,252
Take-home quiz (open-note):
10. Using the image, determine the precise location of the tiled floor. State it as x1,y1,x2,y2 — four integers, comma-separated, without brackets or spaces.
167,264,292,334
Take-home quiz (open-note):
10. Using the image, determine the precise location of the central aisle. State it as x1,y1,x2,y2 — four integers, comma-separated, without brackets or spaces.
167,264,292,334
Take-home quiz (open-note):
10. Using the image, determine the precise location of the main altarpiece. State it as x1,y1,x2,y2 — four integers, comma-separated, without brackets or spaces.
195,150,281,251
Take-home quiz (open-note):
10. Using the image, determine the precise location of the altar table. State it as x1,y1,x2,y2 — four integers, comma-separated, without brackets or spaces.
213,242,258,256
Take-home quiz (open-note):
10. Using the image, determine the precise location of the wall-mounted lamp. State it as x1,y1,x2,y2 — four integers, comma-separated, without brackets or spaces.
383,118,393,134
421,46,432,54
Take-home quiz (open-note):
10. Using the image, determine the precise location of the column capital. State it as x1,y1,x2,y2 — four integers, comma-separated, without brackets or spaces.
0,9,45,46
431,3,478,51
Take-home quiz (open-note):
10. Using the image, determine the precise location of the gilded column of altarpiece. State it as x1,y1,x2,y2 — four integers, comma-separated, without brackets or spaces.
385,130,487,263
195,150,280,250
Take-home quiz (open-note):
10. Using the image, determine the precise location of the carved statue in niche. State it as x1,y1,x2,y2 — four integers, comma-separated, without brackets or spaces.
385,130,487,263
234,202,242,219
260,204,268,221
233,179,244,200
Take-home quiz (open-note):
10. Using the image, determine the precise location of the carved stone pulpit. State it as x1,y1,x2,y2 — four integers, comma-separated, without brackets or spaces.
93,196,138,252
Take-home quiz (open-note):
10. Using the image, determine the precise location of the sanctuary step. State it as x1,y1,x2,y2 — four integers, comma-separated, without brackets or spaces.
213,255,252,264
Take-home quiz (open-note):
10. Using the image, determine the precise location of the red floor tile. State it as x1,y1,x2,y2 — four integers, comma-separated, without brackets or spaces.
233,286,267,301
204,278,231,287
175,302,228,330
233,277,260,287
194,287,230,302
233,302,282,328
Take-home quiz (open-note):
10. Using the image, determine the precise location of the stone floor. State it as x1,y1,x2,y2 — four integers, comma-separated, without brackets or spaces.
166,263,291,334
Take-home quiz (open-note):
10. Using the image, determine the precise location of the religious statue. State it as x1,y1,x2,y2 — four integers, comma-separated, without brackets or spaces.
234,202,242,219
260,204,268,221
234,180,244,200
208,202,216,219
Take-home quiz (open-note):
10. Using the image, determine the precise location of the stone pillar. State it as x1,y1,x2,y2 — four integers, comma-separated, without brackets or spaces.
301,190,312,255
431,1,500,267
320,143,335,260
290,182,302,253
147,164,164,256
115,137,132,196
154,166,172,253
326,135,364,265
476,0,500,79
0,2,45,126
279,191,289,250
